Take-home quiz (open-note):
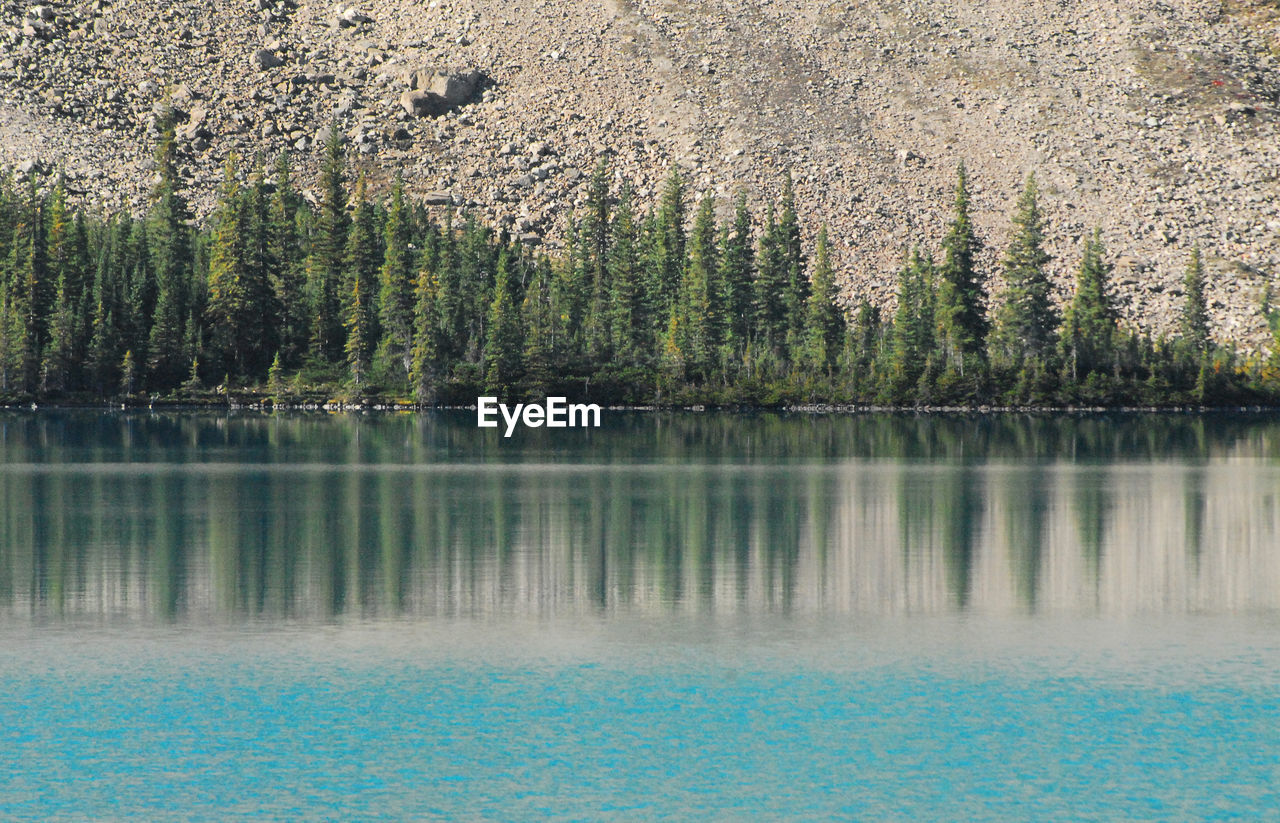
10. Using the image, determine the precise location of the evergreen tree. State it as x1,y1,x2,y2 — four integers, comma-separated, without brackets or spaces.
484,249,524,395
146,105,192,390
676,192,720,378
410,263,443,403
205,155,274,380
648,166,686,321
1061,230,1116,383
753,204,788,356
606,183,643,364
719,190,755,356
268,152,309,366
581,157,612,358
307,125,349,362
778,171,809,347
378,173,416,378
989,174,1057,370
803,226,844,373
890,248,936,399
935,163,986,371
344,176,381,386
1180,244,1210,352
522,255,557,395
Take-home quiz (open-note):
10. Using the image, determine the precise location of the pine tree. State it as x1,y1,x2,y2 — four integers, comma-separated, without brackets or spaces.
268,152,309,366
606,183,643,364
378,173,416,379
1061,230,1116,383
146,105,192,390
753,204,788,357
582,157,612,359
676,192,719,378
484,249,524,395
803,226,844,373
778,171,809,347
890,248,936,399
648,166,686,322
522,255,557,395
719,190,755,357
1180,244,1210,352
935,163,986,371
410,263,443,403
989,174,1057,370
307,125,349,362
343,176,381,386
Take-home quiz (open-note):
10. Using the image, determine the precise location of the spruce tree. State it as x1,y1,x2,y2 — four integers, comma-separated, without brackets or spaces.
753,204,788,357
1061,229,1116,383
146,105,192,390
803,226,844,373
719,191,755,357
989,174,1057,371
648,166,686,321
1180,244,1210,352
410,264,443,403
343,176,381,386
378,173,416,378
936,163,986,371
268,152,309,366
484,249,524,395
677,192,719,378
606,183,643,364
307,125,349,362
890,248,936,399
778,171,809,347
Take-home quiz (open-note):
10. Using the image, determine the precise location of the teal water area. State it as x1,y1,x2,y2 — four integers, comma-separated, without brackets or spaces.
1,411,1279,819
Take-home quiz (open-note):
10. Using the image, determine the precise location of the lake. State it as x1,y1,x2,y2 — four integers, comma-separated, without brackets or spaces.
1,411,1278,819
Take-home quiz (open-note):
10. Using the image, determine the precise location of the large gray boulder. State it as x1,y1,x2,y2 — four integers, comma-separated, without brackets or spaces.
403,67,484,111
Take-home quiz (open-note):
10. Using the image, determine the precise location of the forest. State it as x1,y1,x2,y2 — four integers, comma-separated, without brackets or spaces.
2,109,1278,408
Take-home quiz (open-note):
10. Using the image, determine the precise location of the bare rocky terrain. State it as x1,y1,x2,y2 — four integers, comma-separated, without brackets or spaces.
2,0,1278,344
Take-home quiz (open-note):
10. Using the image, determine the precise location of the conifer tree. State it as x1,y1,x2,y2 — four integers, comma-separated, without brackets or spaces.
522,255,557,394
582,158,612,358
1180,244,1210,352
677,192,720,378
484,249,524,395
936,163,986,371
146,105,192,389
1061,230,1116,383
753,204,788,356
378,173,416,378
778,171,809,346
343,176,381,386
803,226,844,373
410,263,442,403
648,166,686,321
890,248,936,398
990,174,1056,370
719,191,755,356
268,152,309,366
606,183,643,364
307,125,349,362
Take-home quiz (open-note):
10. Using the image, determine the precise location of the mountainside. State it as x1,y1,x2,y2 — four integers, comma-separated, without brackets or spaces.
2,0,1278,344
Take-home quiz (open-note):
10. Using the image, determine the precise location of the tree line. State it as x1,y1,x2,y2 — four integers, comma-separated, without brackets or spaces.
1,111,1276,407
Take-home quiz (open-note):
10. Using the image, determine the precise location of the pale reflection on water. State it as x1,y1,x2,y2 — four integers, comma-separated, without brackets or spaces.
2,410,1278,621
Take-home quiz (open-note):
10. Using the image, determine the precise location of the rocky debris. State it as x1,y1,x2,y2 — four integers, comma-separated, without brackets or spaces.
0,0,1277,346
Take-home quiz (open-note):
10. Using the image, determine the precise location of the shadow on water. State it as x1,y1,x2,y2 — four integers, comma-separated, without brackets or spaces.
1,410,1279,621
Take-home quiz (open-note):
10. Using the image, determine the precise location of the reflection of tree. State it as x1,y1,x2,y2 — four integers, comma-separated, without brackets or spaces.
0,411,1278,620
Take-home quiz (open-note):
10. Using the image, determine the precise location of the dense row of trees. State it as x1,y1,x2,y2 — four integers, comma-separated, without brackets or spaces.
0,113,1276,406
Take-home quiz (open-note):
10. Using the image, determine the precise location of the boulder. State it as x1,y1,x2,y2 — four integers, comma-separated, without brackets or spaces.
406,67,484,107
400,89,448,118
253,49,283,70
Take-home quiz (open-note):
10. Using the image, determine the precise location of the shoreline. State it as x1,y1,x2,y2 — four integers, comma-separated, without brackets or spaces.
4,398,1279,416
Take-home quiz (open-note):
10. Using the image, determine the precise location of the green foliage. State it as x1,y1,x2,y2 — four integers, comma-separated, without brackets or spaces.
0,137,1266,409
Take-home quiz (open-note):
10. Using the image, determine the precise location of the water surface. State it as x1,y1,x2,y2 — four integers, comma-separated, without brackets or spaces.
1,411,1277,819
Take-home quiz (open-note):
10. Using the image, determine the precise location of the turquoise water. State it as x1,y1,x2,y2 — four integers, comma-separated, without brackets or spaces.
2,412,1279,819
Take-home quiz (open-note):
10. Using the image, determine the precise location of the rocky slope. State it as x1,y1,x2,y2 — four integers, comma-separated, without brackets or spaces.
2,0,1278,344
